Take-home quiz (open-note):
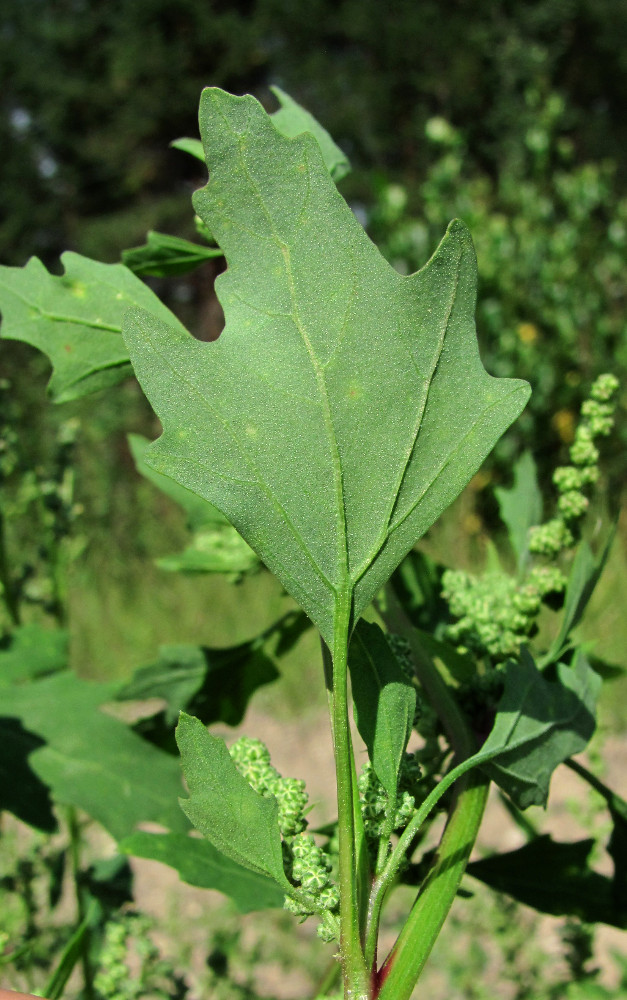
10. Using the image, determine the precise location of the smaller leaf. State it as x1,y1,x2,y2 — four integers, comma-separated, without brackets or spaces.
118,645,210,726
542,533,615,666
467,835,627,928
480,649,600,808
122,231,222,277
156,528,260,575
176,713,290,889
269,86,350,181
118,639,278,730
120,831,284,912
171,87,351,183
0,254,184,402
0,624,68,684
170,137,205,162
494,451,542,571
348,620,416,799
1,672,190,839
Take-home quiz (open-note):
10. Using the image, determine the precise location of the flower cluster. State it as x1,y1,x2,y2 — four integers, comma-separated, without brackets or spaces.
528,373,619,557
357,753,422,842
442,375,619,664
229,736,308,837
229,737,339,942
442,570,541,660
94,914,181,1000
283,833,340,942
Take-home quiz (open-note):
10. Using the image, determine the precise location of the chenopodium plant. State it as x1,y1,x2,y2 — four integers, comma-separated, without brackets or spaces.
0,88,621,1000
119,88,538,1000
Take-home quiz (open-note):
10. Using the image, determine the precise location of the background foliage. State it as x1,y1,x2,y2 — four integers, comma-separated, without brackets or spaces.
1,2,626,997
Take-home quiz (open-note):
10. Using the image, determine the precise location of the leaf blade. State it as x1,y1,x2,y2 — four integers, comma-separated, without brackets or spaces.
348,620,415,799
0,253,184,402
124,89,529,651
176,712,290,890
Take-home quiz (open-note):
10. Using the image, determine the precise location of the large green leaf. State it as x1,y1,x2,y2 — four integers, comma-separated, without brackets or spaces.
1,672,189,839
348,620,415,799
467,835,627,928
0,254,184,402
176,712,290,889
120,831,285,912
129,432,259,574
123,89,529,654
481,649,601,808
171,85,350,182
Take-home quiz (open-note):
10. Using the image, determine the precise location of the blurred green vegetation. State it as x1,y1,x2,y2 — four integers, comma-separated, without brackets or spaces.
1,0,625,714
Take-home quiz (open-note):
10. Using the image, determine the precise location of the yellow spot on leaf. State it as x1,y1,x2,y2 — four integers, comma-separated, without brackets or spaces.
347,381,362,401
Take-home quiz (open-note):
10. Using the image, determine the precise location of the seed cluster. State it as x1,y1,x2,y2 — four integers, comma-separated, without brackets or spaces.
357,753,422,842
442,374,619,665
229,736,339,943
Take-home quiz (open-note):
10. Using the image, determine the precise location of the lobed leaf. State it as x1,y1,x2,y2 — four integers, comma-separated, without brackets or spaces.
0,253,184,402
481,649,601,808
176,712,290,889
124,88,530,654
1,672,189,839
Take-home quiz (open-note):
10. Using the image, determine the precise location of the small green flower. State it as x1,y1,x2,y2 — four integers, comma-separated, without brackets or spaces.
589,373,619,403
528,518,574,556
569,426,600,467
557,490,589,521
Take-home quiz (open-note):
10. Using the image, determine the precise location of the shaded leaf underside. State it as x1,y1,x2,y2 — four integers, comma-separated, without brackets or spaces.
124,89,530,651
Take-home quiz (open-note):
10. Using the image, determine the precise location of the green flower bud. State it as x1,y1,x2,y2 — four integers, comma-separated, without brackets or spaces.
581,399,614,436
528,518,574,556
589,373,619,403
557,490,589,521
569,426,600,467
527,564,567,596
553,465,598,491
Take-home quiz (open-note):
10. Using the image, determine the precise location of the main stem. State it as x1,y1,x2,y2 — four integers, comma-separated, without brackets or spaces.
331,586,370,1000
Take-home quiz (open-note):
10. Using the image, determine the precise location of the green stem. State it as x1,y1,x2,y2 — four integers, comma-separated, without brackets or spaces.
0,506,20,625
330,587,370,999
67,807,95,1000
370,587,490,999
376,771,489,1000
